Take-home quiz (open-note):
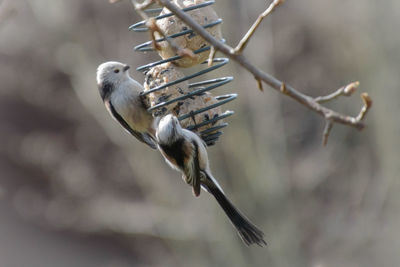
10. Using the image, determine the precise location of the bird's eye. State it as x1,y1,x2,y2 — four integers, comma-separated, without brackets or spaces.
114,69,120,73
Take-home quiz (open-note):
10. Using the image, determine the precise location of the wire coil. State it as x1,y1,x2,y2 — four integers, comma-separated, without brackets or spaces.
130,0,236,146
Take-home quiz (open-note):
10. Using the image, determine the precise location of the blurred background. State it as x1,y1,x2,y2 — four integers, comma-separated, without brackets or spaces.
0,0,398,266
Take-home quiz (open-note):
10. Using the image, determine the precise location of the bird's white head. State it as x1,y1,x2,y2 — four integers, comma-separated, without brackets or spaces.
156,114,182,144
97,61,131,100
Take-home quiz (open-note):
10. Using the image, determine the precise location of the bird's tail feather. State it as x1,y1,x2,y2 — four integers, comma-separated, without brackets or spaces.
203,174,267,246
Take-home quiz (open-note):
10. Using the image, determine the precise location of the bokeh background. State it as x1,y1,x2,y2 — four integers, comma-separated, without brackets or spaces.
0,0,398,266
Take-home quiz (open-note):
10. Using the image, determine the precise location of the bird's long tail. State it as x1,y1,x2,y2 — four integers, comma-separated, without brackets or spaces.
202,173,267,246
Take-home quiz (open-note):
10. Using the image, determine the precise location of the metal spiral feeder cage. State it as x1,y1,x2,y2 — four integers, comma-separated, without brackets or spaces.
130,0,236,146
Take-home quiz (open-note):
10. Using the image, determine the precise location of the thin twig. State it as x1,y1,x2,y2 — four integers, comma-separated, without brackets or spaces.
156,0,371,137
322,120,334,146
234,0,284,54
133,0,154,10
208,46,216,67
356,93,372,121
280,82,287,94
146,18,162,50
256,77,264,92
315,81,359,103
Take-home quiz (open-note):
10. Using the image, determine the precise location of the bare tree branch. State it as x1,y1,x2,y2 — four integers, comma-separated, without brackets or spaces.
315,81,359,103
155,0,372,143
356,93,372,121
207,45,216,67
322,120,334,146
234,0,284,54
256,77,264,92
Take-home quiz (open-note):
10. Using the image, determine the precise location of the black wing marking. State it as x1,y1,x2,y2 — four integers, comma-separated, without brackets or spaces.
159,138,186,169
107,101,157,149
187,141,201,197
98,81,113,101
159,138,201,196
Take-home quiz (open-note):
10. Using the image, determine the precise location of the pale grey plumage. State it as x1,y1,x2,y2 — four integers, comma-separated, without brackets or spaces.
96,61,157,149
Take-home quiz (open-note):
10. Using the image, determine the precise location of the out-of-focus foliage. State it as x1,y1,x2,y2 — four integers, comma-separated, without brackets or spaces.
0,0,398,266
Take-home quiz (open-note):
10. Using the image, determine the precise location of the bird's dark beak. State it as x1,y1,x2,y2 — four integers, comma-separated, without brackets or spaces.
123,65,130,72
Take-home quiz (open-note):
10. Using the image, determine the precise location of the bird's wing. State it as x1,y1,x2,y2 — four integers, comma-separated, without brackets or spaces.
183,140,201,197
106,101,157,149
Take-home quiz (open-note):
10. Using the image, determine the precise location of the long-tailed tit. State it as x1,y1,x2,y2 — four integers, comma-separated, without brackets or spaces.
156,114,266,246
97,61,157,149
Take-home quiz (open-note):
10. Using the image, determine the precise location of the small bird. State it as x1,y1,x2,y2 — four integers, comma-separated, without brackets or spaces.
156,114,266,246
97,61,157,149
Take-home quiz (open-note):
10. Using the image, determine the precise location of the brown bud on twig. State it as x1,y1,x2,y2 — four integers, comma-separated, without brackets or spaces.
343,81,360,96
